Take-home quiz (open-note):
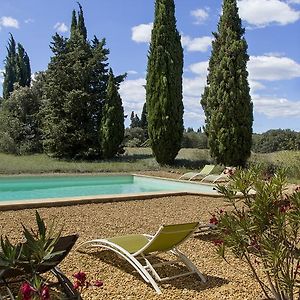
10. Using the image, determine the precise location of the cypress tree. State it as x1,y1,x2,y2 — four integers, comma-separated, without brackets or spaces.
100,69,125,158
140,102,148,130
146,0,183,165
16,43,31,87
200,0,253,167
42,5,125,158
77,3,87,40
3,34,17,99
70,10,77,40
3,35,31,99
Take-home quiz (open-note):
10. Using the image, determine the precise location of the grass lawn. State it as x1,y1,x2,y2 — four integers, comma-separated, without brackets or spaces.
0,148,299,182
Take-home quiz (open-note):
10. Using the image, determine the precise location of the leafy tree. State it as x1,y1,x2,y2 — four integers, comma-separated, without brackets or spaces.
0,84,41,154
3,34,31,99
252,129,300,153
100,69,125,158
146,0,184,165
201,0,253,167
42,4,124,158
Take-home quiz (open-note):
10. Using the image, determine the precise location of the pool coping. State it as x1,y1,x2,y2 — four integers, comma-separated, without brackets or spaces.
0,174,223,211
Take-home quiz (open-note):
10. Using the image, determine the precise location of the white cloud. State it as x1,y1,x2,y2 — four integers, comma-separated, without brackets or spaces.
131,23,153,43
249,80,266,93
253,94,300,118
248,55,300,81
181,35,212,52
190,8,209,24
0,16,19,28
238,0,300,27
189,61,209,76
54,22,68,33
119,78,146,115
127,70,138,75
288,0,300,4
0,69,4,84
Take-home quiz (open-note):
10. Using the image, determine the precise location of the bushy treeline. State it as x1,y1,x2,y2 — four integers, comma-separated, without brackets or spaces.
0,4,125,159
252,129,300,153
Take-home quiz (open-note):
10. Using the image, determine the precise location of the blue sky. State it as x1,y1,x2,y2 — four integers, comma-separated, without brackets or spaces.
0,0,299,133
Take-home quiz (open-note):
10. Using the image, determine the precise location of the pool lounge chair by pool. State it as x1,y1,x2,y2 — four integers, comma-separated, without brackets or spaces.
77,222,206,294
178,164,215,181
0,234,81,300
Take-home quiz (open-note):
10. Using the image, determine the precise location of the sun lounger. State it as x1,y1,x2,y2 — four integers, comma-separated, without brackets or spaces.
0,234,81,300
178,165,215,181
76,222,206,294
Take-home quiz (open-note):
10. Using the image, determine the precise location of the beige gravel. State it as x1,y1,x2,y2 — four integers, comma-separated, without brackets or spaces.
0,172,264,299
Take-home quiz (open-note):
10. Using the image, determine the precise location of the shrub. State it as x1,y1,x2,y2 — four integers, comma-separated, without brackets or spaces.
214,168,300,300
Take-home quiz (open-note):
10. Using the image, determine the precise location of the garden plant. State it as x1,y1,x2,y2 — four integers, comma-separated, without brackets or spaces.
214,168,300,300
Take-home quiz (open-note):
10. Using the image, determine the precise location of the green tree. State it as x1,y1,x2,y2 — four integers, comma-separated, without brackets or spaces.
130,111,141,128
201,0,253,167
0,85,41,154
42,4,124,158
146,0,183,165
3,35,31,99
100,69,125,158
3,34,17,99
16,43,31,87
140,102,148,130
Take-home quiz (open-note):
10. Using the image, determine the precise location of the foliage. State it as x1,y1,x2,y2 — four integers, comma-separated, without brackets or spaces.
100,69,125,158
252,129,300,153
0,84,42,154
146,0,184,165
181,132,208,149
201,0,253,167
42,4,125,159
130,111,141,129
214,168,300,300
0,211,63,299
3,34,31,99
124,127,148,147
140,103,148,131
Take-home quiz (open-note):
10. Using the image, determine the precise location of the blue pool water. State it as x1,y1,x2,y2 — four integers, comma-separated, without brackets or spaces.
0,175,218,202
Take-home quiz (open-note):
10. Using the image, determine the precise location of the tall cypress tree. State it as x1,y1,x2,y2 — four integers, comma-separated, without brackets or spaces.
3,34,17,99
3,35,31,99
16,43,31,87
201,0,253,167
70,10,77,39
77,3,87,40
100,69,125,158
146,0,183,165
140,102,148,130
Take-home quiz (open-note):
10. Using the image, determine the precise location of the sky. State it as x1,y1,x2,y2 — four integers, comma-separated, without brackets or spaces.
0,0,299,133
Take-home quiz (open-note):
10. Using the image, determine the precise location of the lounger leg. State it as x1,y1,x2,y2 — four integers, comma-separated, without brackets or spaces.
77,240,162,294
172,249,207,283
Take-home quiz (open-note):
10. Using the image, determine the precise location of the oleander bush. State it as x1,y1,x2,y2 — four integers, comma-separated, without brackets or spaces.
214,168,300,300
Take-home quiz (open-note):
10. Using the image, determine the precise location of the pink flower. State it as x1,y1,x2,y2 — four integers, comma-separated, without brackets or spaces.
93,280,104,288
41,285,50,300
209,215,219,225
73,281,80,290
20,282,34,300
73,271,87,283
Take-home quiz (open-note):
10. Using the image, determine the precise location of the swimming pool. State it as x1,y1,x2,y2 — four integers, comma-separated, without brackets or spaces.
0,175,220,209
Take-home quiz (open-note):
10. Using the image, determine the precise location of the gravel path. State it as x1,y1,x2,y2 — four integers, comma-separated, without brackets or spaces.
0,194,263,299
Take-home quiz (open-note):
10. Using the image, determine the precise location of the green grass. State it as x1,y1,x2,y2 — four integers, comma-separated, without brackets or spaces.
0,148,299,183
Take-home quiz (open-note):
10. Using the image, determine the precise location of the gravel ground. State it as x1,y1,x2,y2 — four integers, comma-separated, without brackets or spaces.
0,194,263,299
